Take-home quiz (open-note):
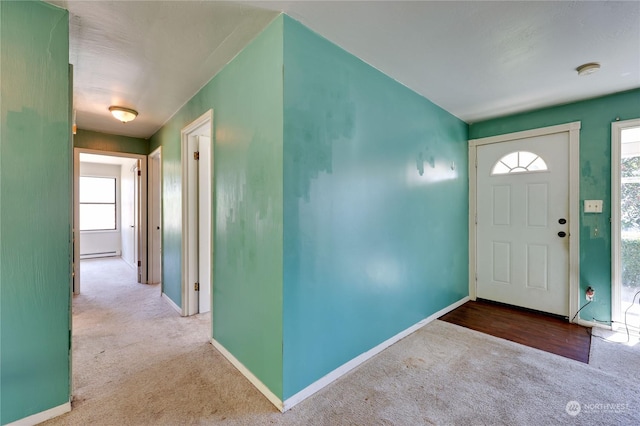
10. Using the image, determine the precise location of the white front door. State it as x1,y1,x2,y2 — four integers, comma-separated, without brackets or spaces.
476,131,570,316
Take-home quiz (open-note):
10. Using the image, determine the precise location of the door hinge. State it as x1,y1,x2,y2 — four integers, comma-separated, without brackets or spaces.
137,260,141,267
137,169,141,176
194,282,200,291
194,151,200,160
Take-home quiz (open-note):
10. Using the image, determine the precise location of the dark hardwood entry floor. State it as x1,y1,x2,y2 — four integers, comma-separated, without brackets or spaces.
439,299,592,363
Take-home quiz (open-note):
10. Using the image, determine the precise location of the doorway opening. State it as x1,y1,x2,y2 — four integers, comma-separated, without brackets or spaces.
181,110,213,319
612,119,640,336
73,148,149,294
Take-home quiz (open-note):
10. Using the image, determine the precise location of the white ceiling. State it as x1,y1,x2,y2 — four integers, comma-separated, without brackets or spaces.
48,1,640,139
48,0,279,138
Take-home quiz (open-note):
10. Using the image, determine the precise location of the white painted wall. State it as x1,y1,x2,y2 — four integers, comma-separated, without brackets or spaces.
79,162,122,257
121,159,138,268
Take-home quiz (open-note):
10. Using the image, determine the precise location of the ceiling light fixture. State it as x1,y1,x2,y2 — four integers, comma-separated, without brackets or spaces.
109,106,138,123
576,62,601,76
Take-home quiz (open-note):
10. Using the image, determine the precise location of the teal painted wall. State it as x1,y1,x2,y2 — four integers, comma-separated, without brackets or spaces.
0,1,71,423
74,129,149,155
149,16,284,398
282,16,469,398
469,89,640,324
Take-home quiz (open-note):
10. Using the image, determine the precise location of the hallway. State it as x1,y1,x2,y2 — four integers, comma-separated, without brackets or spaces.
50,258,318,424
68,259,214,409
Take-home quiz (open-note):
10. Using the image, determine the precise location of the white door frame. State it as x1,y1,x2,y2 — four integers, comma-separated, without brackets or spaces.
469,122,581,320
181,109,213,317
611,118,640,328
73,147,148,294
148,147,162,286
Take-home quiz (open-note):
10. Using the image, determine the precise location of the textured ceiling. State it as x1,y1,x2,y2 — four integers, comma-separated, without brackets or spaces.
258,0,640,123
48,0,278,138
48,1,640,139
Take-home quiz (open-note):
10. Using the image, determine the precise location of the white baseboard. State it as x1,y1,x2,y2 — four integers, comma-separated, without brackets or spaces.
209,297,469,413
162,292,182,314
122,258,137,269
6,401,70,426
576,318,612,330
210,338,284,412
282,296,470,411
80,251,120,260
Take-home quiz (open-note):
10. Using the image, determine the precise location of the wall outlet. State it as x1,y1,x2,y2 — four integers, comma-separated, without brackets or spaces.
584,200,603,213
586,287,595,301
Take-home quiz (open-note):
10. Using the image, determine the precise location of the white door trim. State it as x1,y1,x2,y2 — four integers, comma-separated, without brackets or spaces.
73,147,149,293
469,121,581,320
611,118,640,328
180,109,213,316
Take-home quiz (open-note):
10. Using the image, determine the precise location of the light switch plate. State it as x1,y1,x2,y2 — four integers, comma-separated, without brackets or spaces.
584,200,603,213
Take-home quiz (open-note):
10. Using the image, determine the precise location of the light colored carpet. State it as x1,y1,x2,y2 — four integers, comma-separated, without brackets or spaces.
589,327,640,385
42,258,639,425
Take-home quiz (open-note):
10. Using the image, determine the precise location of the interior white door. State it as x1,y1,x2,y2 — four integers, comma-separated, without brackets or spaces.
134,160,142,283
121,160,137,268
476,132,569,316
182,110,213,317
197,135,212,314
186,135,199,315
149,150,162,284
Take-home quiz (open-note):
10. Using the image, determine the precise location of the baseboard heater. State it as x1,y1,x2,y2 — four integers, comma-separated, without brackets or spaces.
80,251,120,259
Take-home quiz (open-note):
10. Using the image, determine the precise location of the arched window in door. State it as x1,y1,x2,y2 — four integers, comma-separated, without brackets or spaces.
491,151,548,175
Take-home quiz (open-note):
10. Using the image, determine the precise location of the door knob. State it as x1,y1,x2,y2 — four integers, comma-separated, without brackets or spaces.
558,231,567,238
558,218,567,224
